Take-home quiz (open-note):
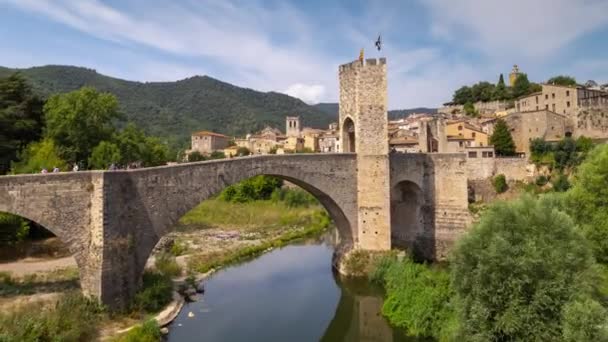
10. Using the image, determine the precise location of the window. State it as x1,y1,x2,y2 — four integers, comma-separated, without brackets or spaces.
468,151,477,158
566,90,570,96
552,104,556,112
472,132,476,138
545,94,549,100
552,93,555,99
536,96,539,104
567,101,570,107
529,129,532,133
536,105,539,110
459,141,463,147
458,125,463,130
482,151,494,158
546,104,549,110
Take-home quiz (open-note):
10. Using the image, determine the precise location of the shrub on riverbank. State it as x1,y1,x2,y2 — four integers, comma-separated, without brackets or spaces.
113,319,161,342
375,257,455,340
0,291,103,342
155,252,182,277
451,195,604,341
131,271,173,313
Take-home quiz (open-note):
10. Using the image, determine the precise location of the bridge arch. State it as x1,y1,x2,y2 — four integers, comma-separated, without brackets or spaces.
98,154,358,306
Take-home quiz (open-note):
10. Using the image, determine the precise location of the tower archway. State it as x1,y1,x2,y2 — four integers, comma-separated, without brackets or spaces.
342,117,356,153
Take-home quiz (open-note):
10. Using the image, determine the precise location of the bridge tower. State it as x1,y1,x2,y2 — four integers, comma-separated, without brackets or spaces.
339,58,391,250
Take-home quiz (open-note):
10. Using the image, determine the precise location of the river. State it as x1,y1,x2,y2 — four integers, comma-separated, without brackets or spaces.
167,238,425,342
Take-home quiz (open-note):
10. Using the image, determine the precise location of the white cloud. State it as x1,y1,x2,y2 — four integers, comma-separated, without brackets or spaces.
283,83,326,104
423,0,608,58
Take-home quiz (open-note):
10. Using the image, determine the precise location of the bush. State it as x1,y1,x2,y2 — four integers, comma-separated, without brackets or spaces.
342,250,371,277
552,173,570,192
170,240,188,256
535,175,548,186
561,297,608,342
492,174,507,193
450,196,597,341
0,292,103,342
381,258,454,339
155,252,182,277
566,144,608,263
219,176,283,203
188,151,205,162
114,319,161,342
368,253,398,285
0,212,30,246
132,271,173,313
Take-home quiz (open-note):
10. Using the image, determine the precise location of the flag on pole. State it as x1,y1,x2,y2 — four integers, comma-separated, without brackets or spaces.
375,34,382,51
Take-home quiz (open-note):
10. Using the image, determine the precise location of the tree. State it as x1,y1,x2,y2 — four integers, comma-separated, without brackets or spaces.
512,73,533,98
187,151,205,162
452,86,473,105
463,102,477,117
566,144,608,263
0,73,44,174
492,174,507,193
547,75,577,86
451,196,597,341
113,123,169,167
493,74,508,100
489,119,516,156
10,139,67,174
44,87,120,166
89,141,121,170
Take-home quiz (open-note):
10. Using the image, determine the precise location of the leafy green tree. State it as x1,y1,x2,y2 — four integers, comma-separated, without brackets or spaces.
0,73,44,174
452,86,473,105
566,144,608,263
547,75,577,86
187,151,205,162
113,124,168,167
576,136,594,153
0,212,30,246
451,196,597,341
10,139,67,174
492,174,507,193
219,176,282,203
552,173,571,192
463,102,477,117
89,141,121,170
512,73,533,98
489,119,516,156
529,138,552,157
208,151,225,160
493,74,508,100
561,297,608,341
554,137,578,170
44,87,120,166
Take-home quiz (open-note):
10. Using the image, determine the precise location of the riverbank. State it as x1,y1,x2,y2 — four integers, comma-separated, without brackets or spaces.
0,195,331,341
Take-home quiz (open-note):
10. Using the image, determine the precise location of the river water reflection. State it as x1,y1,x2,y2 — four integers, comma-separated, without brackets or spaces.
168,239,422,342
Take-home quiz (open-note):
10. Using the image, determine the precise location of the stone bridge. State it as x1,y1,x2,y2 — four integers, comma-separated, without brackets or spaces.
0,153,469,308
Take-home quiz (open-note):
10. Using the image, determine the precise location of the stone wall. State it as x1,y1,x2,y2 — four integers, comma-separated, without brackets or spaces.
339,58,391,251
465,156,532,182
390,153,470,260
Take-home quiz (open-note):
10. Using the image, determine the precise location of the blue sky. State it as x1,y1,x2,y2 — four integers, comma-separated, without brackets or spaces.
1,0,608,109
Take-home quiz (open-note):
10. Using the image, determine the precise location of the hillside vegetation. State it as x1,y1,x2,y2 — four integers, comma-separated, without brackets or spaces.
0,65,333,146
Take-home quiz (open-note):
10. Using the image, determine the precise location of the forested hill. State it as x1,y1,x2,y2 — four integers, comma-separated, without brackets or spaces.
312,103,437,119
0,65,333,146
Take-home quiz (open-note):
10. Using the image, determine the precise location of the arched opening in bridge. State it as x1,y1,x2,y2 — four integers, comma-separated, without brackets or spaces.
342,117,356,152
141,173,353,289
390,181,431,260
0,212,80,303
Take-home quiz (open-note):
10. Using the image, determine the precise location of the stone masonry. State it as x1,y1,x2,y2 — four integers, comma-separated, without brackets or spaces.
339,58,392,250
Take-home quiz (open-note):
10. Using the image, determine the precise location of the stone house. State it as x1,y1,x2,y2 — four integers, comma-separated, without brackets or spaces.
445,120,489,147
190,130,230,154
503,109,567,155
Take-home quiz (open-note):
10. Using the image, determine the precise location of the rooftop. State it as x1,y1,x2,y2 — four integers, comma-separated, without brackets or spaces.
192,130,229,138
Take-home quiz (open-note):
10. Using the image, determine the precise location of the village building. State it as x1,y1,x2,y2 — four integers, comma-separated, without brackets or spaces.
189,130,230,154
503,109,567,155
445,120,488,147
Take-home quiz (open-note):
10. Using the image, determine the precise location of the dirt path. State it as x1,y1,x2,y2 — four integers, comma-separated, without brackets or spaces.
0,256,76,277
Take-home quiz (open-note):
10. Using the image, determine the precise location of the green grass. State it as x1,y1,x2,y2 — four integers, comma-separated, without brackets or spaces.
187,211,331,274
0,291,104,342
112,319,161,342
179,198,324,232
0,267,80,297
